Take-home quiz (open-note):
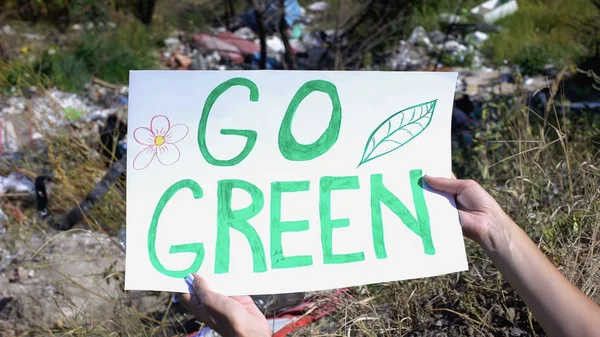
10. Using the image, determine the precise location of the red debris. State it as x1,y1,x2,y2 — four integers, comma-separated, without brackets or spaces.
217,31,260,56
192,34,244,63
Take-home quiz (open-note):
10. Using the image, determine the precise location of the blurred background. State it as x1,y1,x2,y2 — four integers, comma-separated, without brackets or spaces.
0,0,599,336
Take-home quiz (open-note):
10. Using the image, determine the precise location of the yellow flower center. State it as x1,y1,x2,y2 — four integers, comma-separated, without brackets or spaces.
154,135,165,146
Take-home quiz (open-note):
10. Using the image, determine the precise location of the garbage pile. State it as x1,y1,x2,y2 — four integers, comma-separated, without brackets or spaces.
386,25,491,72
0,79,128,157
156,0,506,80
159,0,343,71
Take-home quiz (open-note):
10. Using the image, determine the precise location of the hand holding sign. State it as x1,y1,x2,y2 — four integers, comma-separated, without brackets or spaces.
125,71,467,295
181,274,272,337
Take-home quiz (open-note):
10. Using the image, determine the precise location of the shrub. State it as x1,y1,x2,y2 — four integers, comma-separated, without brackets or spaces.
38,20,156,91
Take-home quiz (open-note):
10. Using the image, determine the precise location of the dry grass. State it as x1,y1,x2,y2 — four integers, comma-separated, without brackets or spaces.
1,73,599,336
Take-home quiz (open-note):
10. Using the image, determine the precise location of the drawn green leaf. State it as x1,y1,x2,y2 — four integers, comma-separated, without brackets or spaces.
358,99,437,167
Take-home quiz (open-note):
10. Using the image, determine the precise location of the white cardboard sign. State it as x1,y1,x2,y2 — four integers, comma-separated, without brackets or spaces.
125,70,467,295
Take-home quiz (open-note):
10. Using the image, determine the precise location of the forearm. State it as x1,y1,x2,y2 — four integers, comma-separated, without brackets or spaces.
484,217,600,337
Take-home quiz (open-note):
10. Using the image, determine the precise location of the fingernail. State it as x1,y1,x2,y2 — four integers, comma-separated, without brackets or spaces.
184,273,196,294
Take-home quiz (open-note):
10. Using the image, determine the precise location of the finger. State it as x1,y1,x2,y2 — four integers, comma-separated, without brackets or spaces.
189,273,211,299
189,274,257,323
424,175,469,195
180,293,191,302
451,172,457,179
179,293,193,312
189,274,235,315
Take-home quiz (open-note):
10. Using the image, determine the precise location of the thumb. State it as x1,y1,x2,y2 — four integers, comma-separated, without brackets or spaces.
425,175,469,195
186,273,211,298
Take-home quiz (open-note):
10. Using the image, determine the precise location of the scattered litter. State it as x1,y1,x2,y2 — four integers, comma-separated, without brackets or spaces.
119,228,126,250
0,208,7,227
407,26,432,49
192,34,243,63
165,51,192,70
387,40,430,71
1,80,125,155
473,31,489,42
2,25,15,35
242,0,303,33
233,27,255,40
164,37,182,52
428,30,445,44
190,53,209,70
23,33,45,41
218,31,260,56
290,38,307,53
470,0,518,23
442,40,468,54
250,52,281,69
0,172,35,198
308,1,329,12
290,24,304,39
266,35,285,55
465,31,490,48
439,13,461,24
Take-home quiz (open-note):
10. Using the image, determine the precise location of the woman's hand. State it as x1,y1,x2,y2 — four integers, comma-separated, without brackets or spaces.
181,274,272,337
424,175,511,253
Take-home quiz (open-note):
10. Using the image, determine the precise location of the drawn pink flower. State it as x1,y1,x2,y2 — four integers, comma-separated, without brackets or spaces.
133,115,189,170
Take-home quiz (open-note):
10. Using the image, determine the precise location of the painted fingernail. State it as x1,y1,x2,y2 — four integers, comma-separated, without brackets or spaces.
184,273,196,294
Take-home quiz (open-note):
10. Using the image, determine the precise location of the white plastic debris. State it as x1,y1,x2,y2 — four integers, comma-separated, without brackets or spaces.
471,0,518,23
234,27,256,40
473,31,489,43
438,13,461,24
0,173,35,197
442,40,468,53
407,26,432,49
1,88,121,154
0,208,8,227
23,33,45,41
308,1,329,12
164,37,182,52
2,25,15,35
266,35,285,54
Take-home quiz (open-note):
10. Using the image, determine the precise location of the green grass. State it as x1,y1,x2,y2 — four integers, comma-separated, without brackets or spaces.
1,19,157,93
408,0,481,32
486,0,599,72
40,20,156,91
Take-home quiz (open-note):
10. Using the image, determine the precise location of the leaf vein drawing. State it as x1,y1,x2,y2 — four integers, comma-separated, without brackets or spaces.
358,99,437,167
382,139,403,146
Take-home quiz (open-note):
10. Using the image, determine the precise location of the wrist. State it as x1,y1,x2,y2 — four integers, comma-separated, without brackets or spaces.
480,211,516,257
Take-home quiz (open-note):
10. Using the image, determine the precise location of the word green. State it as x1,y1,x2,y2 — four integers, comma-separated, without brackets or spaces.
197,78,341,166
147,170,435,278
